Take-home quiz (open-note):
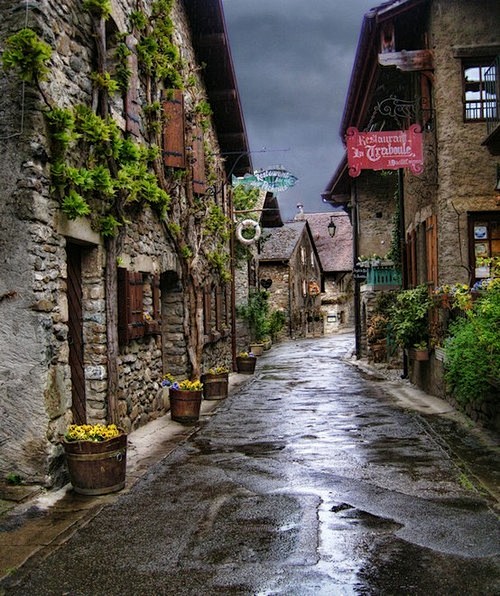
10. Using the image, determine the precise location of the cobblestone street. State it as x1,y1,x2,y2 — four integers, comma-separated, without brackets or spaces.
1,334,499,595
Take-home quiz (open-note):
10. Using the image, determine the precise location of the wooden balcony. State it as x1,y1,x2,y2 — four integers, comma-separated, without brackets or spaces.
361,264,402,291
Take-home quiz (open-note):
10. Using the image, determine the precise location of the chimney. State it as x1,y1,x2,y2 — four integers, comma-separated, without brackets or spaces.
294,203,305,221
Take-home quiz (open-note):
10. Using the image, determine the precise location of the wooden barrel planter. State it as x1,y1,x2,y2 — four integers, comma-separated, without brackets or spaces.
201,372,229,400
236,356,256,374
169,388,203,423
63,432,127,496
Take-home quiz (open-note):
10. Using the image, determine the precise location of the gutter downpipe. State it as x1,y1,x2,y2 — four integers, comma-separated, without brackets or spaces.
398,168,409,378
353,178,362,359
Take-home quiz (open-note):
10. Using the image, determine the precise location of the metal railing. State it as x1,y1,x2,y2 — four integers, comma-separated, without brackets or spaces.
365,266,401,288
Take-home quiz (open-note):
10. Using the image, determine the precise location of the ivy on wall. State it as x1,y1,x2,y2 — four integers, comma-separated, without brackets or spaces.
1,0,242,379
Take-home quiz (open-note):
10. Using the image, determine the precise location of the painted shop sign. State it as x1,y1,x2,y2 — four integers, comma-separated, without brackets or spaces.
346,125,423,177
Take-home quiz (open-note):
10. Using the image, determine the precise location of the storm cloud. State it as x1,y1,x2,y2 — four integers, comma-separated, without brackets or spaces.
222,0,376,219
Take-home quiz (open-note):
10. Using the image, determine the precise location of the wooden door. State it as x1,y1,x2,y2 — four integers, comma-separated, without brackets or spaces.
67,244,86,424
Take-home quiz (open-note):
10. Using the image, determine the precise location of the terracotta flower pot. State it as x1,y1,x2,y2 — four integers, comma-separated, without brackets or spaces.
409,348,429,361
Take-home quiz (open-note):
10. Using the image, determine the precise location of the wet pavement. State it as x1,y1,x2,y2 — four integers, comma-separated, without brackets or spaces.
1,333,499,595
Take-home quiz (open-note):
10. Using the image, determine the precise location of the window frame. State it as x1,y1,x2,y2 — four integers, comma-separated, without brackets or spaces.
468,212,500,283
462,57,495,122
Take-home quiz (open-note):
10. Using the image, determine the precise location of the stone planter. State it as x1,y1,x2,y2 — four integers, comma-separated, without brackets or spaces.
263,338,272,351
249,342,264,356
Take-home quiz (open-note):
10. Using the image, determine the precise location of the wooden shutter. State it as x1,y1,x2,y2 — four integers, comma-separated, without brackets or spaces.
407,230,417,288
145,273,161,335
118,268,145,343
192,124,206,195
426,214,438,287
152,274,160,321
124,36,141,137
215,285,223,331
162,89,185,168
203,286,211,335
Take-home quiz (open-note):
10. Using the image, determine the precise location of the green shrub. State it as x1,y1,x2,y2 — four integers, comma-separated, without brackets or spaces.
389,284,432,348
444,286,500,404
237,290,270,342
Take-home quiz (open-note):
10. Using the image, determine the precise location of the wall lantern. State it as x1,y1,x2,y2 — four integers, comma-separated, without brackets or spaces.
495,164,500,192
327,215,337,238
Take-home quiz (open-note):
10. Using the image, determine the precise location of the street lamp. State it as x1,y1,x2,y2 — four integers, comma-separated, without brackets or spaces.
327,215,337,238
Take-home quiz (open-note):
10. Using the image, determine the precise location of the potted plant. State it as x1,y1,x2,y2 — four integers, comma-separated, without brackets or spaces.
62,424,127,495
237,290,270,355
366,313,389,362
389,284,432,353
268,309,286,343
236,351,256,374
201,366,229,400
162,374,203,423
410,340,430,361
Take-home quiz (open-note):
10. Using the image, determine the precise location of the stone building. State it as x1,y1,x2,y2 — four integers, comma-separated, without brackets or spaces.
323,0,499,389
304,211,354,334
0,0,250,484
258,220,323,339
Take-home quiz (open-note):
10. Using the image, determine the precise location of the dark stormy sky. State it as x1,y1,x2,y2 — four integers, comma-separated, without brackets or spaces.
222,0,376,221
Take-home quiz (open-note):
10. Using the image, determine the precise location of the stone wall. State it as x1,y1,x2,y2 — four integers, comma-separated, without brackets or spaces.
357,171,398,260
260,228,322,339
321,274,354,334
406,0,499,286
0,0,232,484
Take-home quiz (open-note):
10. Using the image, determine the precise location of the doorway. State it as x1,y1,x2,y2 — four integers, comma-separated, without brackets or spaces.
67,243,86,424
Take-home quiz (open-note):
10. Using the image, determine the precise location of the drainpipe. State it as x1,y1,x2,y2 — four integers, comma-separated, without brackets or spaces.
229,188,237,372
398,168,408,378
352,179,362,359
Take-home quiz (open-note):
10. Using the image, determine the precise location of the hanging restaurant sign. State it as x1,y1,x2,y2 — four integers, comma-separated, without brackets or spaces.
346,125,424,177
232,166,298,192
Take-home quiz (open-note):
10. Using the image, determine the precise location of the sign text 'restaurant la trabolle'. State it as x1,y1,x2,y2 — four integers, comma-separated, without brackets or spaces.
346,124,424,177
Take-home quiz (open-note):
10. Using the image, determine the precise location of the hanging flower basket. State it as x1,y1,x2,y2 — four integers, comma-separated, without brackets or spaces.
308,281,320,296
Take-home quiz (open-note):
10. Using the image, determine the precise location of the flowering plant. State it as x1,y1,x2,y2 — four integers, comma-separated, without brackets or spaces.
308,281,320,296
161,373,203,391
237,351,255,358
206,366,229,375
64,424,121,442
432,283,475,310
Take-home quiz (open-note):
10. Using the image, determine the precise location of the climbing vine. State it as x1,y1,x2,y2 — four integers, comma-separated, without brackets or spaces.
1,0,237,380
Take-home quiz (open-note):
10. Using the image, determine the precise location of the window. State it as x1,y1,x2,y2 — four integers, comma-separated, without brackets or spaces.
117,269,161,344
469,213,500,282
463,58,496,121
203,283,229,340
425,214,438,288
